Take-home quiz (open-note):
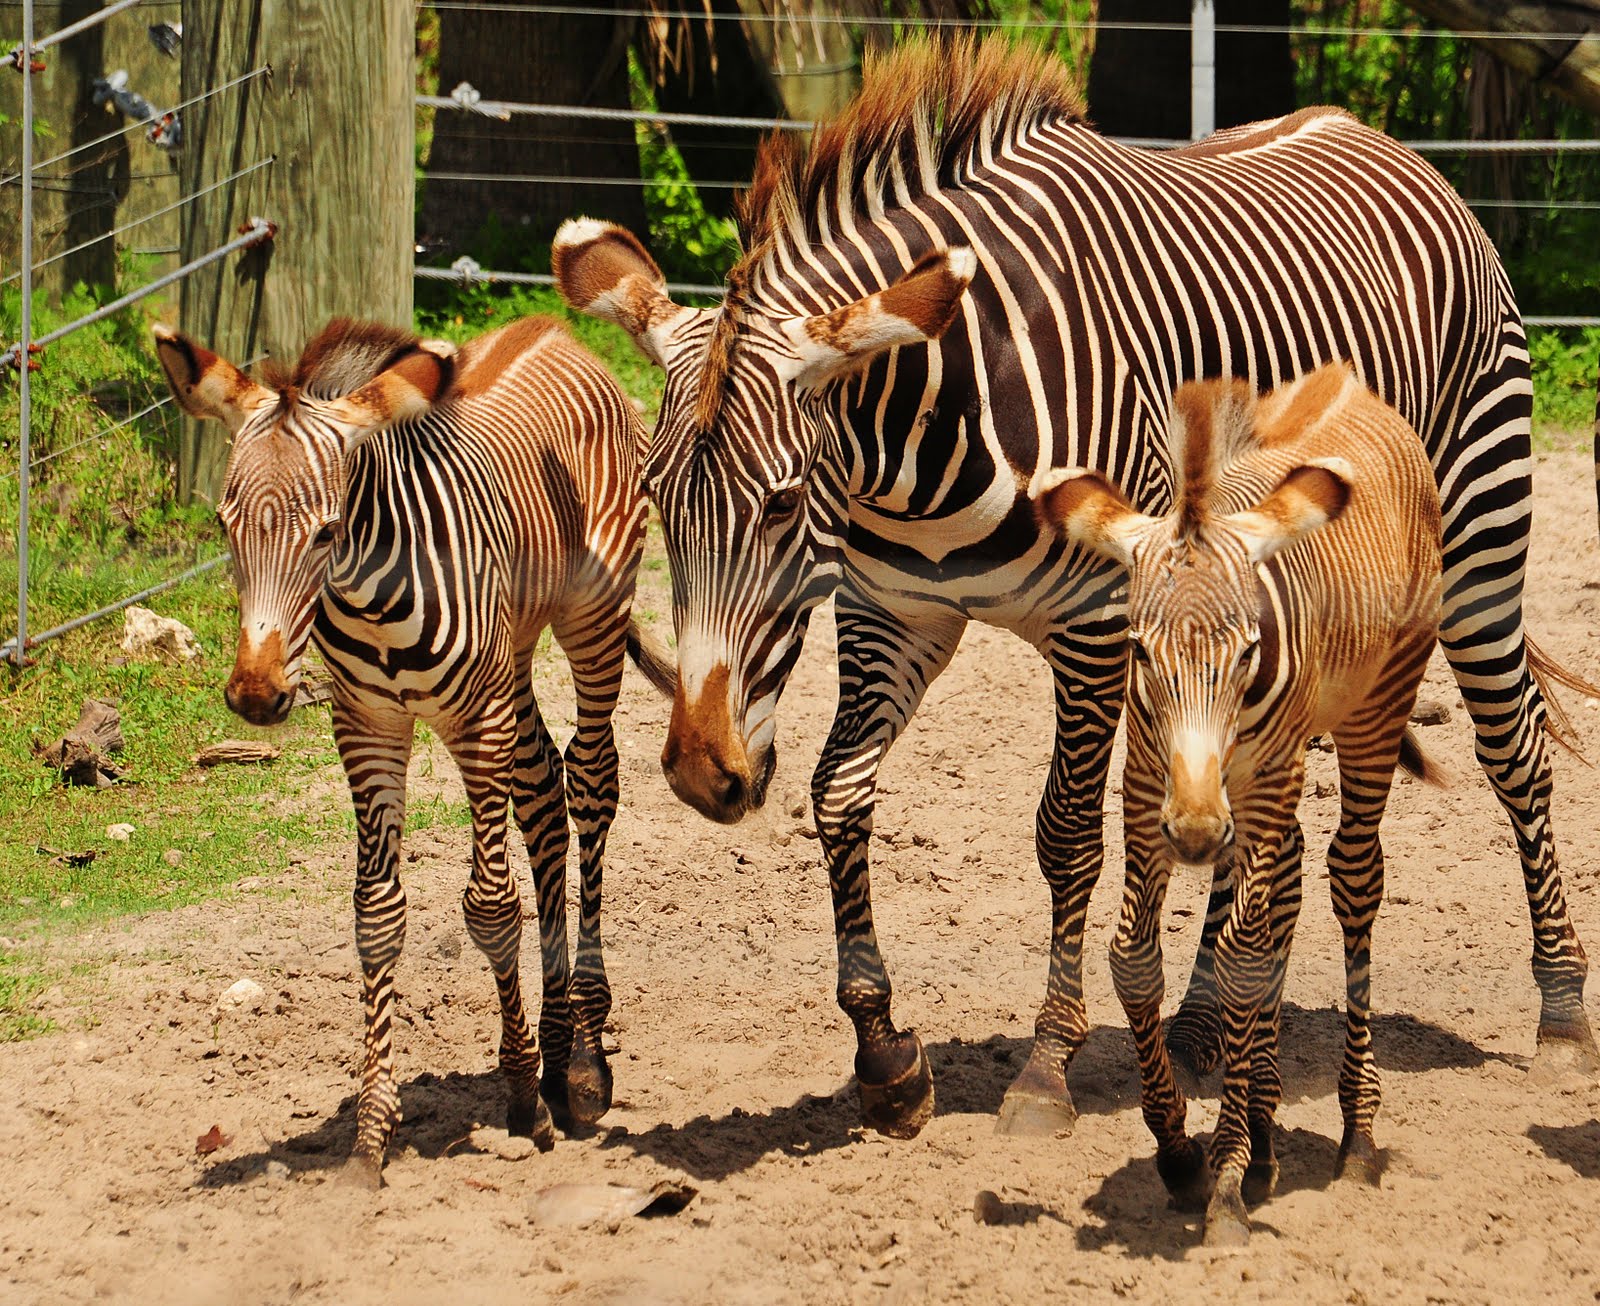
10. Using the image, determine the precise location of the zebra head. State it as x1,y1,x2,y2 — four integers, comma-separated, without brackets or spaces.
1033,381,1354,864
555,219,975,823
153,324,455,726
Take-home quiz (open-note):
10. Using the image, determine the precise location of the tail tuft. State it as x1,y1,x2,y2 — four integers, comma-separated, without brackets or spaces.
625,620,677,699
1397,727,1453,789
1526,634,1597,766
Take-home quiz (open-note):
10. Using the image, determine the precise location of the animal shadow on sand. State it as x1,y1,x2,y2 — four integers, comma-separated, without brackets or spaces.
1075,1002,1511,1259
1526,1121,1600,1179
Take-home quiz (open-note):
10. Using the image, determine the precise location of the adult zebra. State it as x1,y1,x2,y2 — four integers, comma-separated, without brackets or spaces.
155,317,674,1183
556,37,1596,1139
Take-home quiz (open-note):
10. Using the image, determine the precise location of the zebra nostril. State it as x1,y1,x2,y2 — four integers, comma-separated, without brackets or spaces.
715,769,746,813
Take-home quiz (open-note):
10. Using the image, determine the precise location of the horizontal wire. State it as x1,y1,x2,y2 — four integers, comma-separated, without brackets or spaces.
0,66,269,188
413,263,726,296
415,2,1600,42
2,158,276,289
33,0,148,52
421,169,744,188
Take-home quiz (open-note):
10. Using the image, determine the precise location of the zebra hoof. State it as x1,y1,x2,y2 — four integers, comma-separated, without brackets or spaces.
1156,1140,1212,1213
857,1031,935,1140
507,1095,556,1153
566,1048,614,1127
339,1153,385,1191
1335,1130,1384,1186
1241,1157,1280,1206
995,1088,1077,1138
1202,1178,1251,1248
1529,1022,1600,1085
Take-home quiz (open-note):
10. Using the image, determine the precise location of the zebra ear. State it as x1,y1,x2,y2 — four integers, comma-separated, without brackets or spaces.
552,218,696,368
780,247,977,390
324,340,457,444
1030,467,1154,567
152,324,273,431
1227,457,1355,564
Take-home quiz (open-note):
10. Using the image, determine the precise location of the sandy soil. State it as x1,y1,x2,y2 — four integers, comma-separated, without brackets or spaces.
4,449,1600,1306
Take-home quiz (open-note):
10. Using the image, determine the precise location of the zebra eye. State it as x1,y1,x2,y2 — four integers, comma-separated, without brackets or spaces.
313,522,341,548
765,485,804,521
1127,636,1151,667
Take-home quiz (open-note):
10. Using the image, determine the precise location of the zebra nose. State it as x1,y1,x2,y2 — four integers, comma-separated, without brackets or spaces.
713,768,746,813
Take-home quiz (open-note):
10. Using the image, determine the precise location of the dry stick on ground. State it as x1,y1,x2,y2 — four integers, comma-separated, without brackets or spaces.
194,741,281,768
34,697,127,789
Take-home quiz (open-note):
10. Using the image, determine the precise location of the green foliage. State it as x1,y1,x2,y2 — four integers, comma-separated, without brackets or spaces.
1529,326,1600,438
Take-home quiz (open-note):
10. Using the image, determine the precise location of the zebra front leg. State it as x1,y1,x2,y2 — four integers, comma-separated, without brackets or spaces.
813,599,966,1138
510,683,577,1132
997,629,1122,1137
1205,816,1297,1249
448,705,554,1153
334,703,414,1188
556,606,629,1127
1111,768,1210,1209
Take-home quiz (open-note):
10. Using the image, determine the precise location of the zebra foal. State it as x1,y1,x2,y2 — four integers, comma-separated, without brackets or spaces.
1035,365,1443,1246
155,316,670,1184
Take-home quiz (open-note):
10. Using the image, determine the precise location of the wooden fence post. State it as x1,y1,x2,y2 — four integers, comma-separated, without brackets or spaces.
177,0,413,504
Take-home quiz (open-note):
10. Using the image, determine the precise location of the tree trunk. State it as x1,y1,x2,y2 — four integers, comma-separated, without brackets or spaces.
1403,0,1600,115
419,0,644,254
178,0,413,504
1088,0,1295,140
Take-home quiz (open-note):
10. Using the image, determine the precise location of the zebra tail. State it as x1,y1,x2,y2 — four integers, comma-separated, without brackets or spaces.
625,620,678,698
1526,633,1598,765
1397,727,1454,789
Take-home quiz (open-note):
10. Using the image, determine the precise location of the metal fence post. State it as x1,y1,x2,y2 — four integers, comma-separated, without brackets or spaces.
1191,0,1216,141
15,0,35,667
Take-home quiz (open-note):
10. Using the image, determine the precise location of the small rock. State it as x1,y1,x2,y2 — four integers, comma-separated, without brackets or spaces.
1410,699,1451,727
471,1127,541,1162
121,606,202,663
215,978,266,1015
106,823,136,842
973,1190,1006,1225
264,1160,291,1183
163,849,184,867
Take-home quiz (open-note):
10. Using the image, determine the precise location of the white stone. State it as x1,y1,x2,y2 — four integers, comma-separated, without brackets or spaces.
215,978,266,1015
106,823,136,841
120,606,202,663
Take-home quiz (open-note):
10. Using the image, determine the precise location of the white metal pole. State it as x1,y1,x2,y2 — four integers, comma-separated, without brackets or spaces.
1191,0,1216,142
16,0,35,665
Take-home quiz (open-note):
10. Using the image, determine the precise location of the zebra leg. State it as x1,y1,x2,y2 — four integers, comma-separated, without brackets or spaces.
1111,756,1210,1210
1436,380,1595,1070
334,701,414,1188
1327,697,1419,1185
1205,806,1299,1249
812,597,967,1139
1241,822,1303,1208
448,704,555,1153
554,606,630,1127
1167,850,1234,1083
509,681,577,1132
996,627,1123,1137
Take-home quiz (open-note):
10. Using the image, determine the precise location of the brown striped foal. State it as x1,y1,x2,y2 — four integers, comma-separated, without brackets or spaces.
1034,365,1444,1246
156,316,672,1185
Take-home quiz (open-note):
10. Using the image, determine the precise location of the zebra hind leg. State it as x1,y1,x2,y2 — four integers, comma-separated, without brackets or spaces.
452,706,554,1152
555,607,629,1128
510,683,578,1132
997,627,1123,1138
334,705,414,1189
1166,850,1234,1086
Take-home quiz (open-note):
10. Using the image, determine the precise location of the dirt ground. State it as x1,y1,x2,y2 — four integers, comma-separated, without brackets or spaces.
4,449,1600,1305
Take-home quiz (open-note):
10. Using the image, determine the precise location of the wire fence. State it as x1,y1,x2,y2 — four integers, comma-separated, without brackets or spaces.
2,0,275,666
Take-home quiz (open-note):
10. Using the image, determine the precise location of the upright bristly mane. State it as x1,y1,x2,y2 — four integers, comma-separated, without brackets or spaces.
270,318,424,400
687,36,1082,432
1168,379,1260,539
735,35,1083,282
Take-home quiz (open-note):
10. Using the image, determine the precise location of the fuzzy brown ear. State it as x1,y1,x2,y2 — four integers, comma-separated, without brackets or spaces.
1226,457,1355,565
324,339,457,442
779,247,977,390
1030,467,1155,567
552,217,696,367
152,324,273,430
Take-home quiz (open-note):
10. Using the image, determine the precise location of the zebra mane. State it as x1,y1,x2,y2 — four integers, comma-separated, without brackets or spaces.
1168,378,1261,539
273,318,426,401
735,36,1083,280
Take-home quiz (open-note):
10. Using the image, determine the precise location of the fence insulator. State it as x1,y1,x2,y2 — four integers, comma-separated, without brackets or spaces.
92,71,183,152
447,81,510,120
148,22,182,57
239,217,278,247
7,47,46,73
